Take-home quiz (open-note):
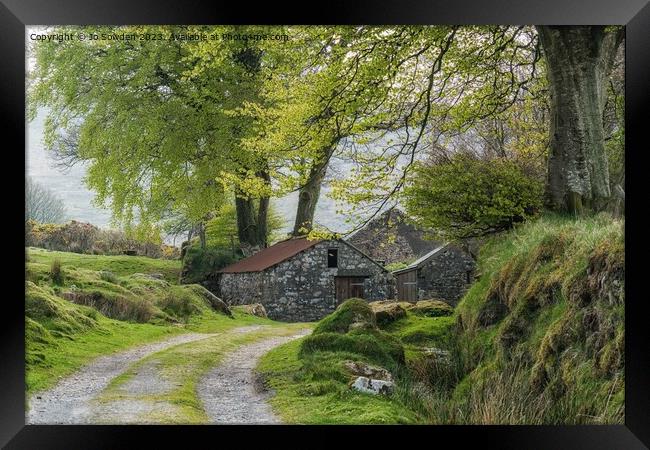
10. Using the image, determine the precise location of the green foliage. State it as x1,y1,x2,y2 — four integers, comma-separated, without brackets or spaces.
205,201,285,249
180,245,239,284
404,153,544,239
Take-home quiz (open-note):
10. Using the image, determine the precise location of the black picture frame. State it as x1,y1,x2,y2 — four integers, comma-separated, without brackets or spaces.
2,0,648,448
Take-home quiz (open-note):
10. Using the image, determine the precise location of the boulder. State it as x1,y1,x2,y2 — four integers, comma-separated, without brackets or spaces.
350,376,394,395
191,287,232,317
410,299,454,317
369,301,407,326
343,360,393,382
233,303,268,318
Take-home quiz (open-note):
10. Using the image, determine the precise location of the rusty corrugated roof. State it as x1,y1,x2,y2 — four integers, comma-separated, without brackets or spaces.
218,237,322,273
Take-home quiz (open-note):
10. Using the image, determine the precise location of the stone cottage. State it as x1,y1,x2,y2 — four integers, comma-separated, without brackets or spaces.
346,208,440,265
216,237,394,322
392,244,475,306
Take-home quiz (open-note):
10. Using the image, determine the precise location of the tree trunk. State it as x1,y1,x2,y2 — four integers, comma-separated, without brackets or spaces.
292,147,335,236
537,26,623,214
235,193,259,248
256,169,271,248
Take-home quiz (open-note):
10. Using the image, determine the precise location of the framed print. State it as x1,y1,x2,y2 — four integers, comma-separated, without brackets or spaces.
1,0,648,448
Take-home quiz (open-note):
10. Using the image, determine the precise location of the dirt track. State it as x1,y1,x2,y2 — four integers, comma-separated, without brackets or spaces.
197,329,310,424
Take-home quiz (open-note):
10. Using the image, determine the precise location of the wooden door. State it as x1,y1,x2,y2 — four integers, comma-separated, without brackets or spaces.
397,270,417,302
336,277,366,303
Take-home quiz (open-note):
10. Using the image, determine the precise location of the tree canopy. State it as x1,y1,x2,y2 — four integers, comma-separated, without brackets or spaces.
29,25,624,247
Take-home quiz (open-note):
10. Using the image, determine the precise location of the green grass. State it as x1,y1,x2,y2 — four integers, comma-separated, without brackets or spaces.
96,323,311,424
430,213,624,424
384,313,455,347
25,247,283,397
27,312,183,394
256,213,625,425
25,293,283,396
256,300,454,424
27,247,181,283
258,338,419,424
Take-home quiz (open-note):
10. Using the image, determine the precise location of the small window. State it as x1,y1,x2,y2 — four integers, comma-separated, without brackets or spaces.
327,249,338,268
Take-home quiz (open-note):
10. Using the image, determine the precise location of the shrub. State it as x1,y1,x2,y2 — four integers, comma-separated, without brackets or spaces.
404,153,543,239
27,220,176,258
61,290,157,323
49,258,64,285
180,245,239,284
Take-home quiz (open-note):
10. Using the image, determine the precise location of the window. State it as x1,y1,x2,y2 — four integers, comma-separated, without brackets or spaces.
327,249,338,268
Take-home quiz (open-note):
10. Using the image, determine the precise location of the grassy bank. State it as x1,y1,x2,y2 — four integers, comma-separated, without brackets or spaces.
27,247,181,283
444,213,625,424
257,299,455,424
257,213,625,424
25,247,274,395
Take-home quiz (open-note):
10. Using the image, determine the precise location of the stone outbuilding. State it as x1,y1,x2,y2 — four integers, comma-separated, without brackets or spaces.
392,244,475,306
216,237,394,322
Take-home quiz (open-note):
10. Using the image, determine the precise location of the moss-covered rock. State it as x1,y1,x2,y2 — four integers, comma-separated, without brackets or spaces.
314,298,376,334
369,301,407,327
232,303,267,318
410,299,454,317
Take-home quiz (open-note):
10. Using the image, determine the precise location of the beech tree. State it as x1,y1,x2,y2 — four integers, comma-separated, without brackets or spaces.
29,25,276,250
536,26,624,213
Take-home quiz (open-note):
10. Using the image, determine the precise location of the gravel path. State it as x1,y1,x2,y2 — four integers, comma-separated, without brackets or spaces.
27,332,217,424
198,329,311,424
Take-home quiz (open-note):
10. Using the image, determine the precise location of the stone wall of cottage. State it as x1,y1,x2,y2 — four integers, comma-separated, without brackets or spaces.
416,245,475,306
217,240,393,322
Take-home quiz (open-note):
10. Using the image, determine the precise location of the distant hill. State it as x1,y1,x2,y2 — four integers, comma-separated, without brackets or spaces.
346,209,440,265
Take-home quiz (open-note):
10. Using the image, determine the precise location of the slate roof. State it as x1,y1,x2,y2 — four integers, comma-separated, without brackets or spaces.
391,245,447,274
218,237,321,273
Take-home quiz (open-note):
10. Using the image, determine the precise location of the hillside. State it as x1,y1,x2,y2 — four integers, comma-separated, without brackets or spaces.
25,247,276,394
257,214,624,424
27,247,181,283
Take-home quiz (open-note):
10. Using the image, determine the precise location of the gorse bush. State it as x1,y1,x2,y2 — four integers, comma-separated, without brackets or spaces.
404,153,543,239
26,220,180,259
